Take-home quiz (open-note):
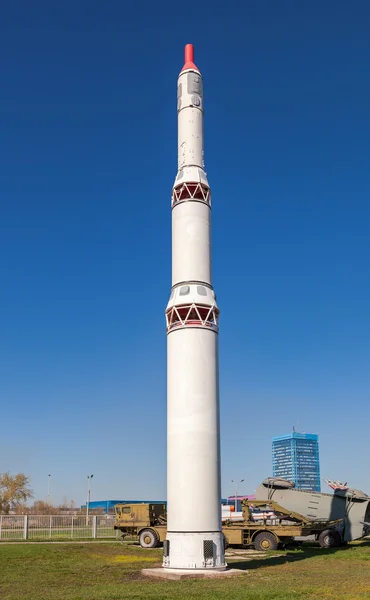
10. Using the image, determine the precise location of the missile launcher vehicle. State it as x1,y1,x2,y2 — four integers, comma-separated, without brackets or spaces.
114,480,370,551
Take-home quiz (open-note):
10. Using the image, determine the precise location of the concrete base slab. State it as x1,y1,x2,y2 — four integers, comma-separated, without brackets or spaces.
226,549,266,556
141,567,247,580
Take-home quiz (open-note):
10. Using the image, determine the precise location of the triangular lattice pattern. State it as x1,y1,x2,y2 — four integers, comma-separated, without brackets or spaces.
166,303,219,332
172,182,211,207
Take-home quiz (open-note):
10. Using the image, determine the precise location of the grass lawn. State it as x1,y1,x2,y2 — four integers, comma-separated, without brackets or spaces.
1,541,370,599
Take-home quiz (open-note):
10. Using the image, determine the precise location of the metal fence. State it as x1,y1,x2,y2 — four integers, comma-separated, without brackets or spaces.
0,515,119,540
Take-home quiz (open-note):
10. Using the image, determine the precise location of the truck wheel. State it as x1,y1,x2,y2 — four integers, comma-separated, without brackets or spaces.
222,533,229,550
318,529,341,548
253,532,278,551
139,529,159,549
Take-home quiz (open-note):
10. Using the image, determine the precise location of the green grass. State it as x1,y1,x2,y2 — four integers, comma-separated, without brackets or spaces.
0,527,121,541
0,541,370,599
0,527,119,540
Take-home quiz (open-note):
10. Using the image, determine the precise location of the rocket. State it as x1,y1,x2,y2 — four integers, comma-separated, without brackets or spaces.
163,44,226,570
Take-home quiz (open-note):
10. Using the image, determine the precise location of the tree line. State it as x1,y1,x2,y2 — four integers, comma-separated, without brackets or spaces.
0,472,76,515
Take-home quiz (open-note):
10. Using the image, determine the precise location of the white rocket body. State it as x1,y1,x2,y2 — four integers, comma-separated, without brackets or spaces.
163,45,226,570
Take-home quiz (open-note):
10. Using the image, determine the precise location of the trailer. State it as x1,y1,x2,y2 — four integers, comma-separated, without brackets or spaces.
223,499,343,550
255,477,370,544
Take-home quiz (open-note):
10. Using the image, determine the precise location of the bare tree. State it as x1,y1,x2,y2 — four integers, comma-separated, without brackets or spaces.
14,503,29,515
0,473,33,514
28,500,60,515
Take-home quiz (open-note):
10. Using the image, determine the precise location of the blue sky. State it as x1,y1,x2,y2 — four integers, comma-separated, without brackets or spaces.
1,0,369,506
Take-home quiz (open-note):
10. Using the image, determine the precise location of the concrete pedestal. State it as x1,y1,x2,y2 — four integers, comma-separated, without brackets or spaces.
141,567,246,580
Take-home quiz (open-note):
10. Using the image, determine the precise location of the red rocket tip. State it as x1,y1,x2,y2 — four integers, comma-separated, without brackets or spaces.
185,44,194,64
181,43,199,72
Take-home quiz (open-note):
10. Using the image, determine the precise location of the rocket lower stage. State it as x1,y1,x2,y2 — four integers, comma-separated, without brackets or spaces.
165,328,225,568
163,45,226,570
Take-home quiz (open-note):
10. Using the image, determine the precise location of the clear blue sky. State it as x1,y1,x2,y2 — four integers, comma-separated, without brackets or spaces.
1,0,369,506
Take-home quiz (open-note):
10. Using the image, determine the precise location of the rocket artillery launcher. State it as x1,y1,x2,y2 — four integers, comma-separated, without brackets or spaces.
253,477,370,545
115,501,344,551
114,478,369,551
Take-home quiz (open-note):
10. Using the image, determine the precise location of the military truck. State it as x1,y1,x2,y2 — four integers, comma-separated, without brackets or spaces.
114,503,167,548
114,499,345,550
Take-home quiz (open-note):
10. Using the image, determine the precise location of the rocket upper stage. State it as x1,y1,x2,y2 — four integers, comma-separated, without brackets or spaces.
181,43,200,73
171,44,210,286
176,46,204,177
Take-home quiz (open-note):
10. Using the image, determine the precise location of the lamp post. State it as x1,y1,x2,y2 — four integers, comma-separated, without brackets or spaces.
231,479,244,511
47,474,51,505
86,474,94,526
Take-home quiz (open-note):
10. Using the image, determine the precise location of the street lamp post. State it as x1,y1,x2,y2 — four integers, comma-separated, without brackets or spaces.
231,478,244,511
86,474,94,526
47,474,51,505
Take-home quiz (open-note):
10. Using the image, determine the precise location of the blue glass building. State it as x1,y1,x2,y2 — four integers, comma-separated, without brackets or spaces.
272,432,321,492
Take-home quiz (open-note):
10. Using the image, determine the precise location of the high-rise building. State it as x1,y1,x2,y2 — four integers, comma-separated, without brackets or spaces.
272,432,321,492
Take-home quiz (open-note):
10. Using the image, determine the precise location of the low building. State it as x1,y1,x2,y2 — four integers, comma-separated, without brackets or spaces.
81,499,166,514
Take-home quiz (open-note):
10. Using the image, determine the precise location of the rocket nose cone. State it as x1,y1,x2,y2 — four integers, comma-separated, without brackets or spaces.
181,43,200,72
185,44,194,64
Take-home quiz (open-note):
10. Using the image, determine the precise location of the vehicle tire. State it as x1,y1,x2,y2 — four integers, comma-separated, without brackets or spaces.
253,531,278,551
139,529,159,549
318,529,341,548
222,533,229,550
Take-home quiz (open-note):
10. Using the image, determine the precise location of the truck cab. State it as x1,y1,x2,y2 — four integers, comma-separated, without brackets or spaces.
114,503,167,548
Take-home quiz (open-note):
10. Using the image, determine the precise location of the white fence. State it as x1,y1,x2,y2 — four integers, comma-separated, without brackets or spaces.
0,515,119,540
